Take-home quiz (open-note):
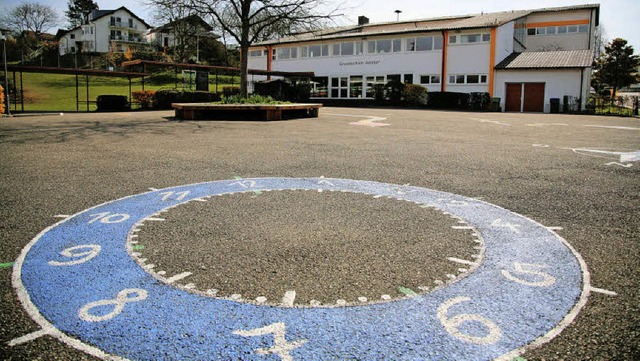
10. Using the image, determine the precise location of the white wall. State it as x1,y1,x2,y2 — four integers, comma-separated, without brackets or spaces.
496,22,515,65
495,69,585,112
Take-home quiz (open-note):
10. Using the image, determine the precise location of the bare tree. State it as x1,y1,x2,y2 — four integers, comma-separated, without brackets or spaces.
184,0,341,97
0,1,59,35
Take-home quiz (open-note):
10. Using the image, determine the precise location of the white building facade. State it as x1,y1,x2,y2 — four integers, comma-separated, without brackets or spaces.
59,7,152,55
248,4,600,112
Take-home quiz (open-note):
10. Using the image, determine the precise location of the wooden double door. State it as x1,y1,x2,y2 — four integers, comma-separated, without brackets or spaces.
505,83,545,112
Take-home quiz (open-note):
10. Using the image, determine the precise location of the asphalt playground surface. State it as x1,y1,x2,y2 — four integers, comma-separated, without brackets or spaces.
0,107,638,360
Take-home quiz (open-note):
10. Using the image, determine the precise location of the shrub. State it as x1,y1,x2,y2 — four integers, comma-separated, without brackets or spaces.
153,90,221,109
468,92,491,111
290,83,311,102
218,94,286,105
146,71,176,85
96,95,129,112
427,92,470,109
384,79,404,102
403,84,427,105
222,86,241,97
132,90,156,110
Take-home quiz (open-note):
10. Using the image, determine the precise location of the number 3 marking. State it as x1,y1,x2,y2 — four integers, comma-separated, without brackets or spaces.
437,297,502,345
48,245,101,266
501,262,556,287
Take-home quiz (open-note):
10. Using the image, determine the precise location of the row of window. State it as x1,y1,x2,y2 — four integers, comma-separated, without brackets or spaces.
251,34,459,60
308,73,487,98
527,24,589,36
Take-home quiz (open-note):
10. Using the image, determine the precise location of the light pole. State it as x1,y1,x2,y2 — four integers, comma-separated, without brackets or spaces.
395,10,402,22
0,31,9,116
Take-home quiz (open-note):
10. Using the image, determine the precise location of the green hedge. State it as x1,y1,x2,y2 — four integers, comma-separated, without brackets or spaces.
153,90,221,109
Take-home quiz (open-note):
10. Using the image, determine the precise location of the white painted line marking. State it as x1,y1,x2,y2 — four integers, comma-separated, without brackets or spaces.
446,274,457,279
532,144,550,148
206,289,218,295
157,271,166,275
418,286,430,292
585,125,640,130
184,283,196,289
165,272,192,284
434,280,444,285
336,299,347,306
590,287,618,296
148,188,158,191
192,198,208,202
146,217,165,222
448,257,479,267
358,297,368,303
381,294,391,300
452,226,474,230
310,300,321,306
143,264,155,269
53,215,70,218
547,226,563,231
230,294,242,300
281,290,296,307
8,327,53,346
255,296,267,304
458,268,468,273
606,162,633,168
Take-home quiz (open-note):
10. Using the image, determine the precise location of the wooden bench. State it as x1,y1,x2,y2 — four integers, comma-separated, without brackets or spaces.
172,103,322,121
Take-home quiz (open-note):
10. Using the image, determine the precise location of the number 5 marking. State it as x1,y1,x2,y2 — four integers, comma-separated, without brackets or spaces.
233,322,307,361
437,297,502,345
501,262,556,287
48,245,101,266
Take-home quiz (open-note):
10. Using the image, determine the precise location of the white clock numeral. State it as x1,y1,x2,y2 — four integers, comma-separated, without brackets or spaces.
501,262,556,287
88,212,130,224
437,296,502,345
159,191,190,201
78,288,147,322
233,322,307,361
230,180,257,189
48,244,101,266
491,219,521,234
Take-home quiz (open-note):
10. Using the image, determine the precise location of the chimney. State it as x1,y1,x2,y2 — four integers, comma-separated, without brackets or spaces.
358,16,369,26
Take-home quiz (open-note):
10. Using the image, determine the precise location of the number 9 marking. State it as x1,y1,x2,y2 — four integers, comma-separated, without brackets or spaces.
437,296,502,345
48,244,101,266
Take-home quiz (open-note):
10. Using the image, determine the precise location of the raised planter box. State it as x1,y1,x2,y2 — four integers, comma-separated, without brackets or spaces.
172,103,322,121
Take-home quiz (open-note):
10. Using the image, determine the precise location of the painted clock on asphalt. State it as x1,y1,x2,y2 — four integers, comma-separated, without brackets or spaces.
13,177,587,360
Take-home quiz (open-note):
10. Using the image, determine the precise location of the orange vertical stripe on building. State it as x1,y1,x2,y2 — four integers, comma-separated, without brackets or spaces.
489,28,496,97
266,46,273,80
441,31,447,92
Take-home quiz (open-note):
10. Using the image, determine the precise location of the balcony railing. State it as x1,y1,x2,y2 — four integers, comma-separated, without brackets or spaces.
110,22,138,30
109,35,146,43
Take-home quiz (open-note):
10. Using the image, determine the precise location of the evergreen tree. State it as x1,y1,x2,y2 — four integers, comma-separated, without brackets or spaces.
592,38,640,97
65,0,99,28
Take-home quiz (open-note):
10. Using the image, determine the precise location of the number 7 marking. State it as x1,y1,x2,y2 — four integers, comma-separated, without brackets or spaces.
233,322,307,361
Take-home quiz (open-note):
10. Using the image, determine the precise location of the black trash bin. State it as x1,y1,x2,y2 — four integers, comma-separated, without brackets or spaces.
550,98,560,113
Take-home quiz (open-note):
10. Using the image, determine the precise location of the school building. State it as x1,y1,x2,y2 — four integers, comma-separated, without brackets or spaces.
247,4,600,112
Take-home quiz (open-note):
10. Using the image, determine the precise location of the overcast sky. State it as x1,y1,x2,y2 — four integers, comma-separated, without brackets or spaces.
1,0,638,51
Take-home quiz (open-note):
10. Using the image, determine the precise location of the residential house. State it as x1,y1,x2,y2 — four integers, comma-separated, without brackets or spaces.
58,7,152,55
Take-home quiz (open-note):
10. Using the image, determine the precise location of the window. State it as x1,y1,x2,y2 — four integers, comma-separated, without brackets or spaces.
249,49,264,57
310,77,328,98
578,25,589,33
530,24,588,35
355,41,364,55
368,39,401,53
419,75,440,84
341,42,354,55
70,34,75,39
128,18,134,28
307,44,328,57
567,25,578,33
448,74,488,84
416,36,433,51
404,74,413,84
406,38,416,51
546,26,556,35
450,33,490,44
366,76,384,97
536,28,546,35
557,26,567,34
331,77,348,98
350,76,363,98
434,36,443,49
527,28,536,36
277,48,291,59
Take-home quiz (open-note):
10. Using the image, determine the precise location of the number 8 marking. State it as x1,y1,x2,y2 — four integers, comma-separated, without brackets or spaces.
501,262,556,287
437,296,502,345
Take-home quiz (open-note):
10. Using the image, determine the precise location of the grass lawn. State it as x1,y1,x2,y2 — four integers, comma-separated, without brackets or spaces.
9,72,240,112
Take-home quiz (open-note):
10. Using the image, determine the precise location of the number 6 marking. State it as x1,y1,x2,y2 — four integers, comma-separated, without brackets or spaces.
437,297,502,345
501,262,556,287
48,245,101,266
